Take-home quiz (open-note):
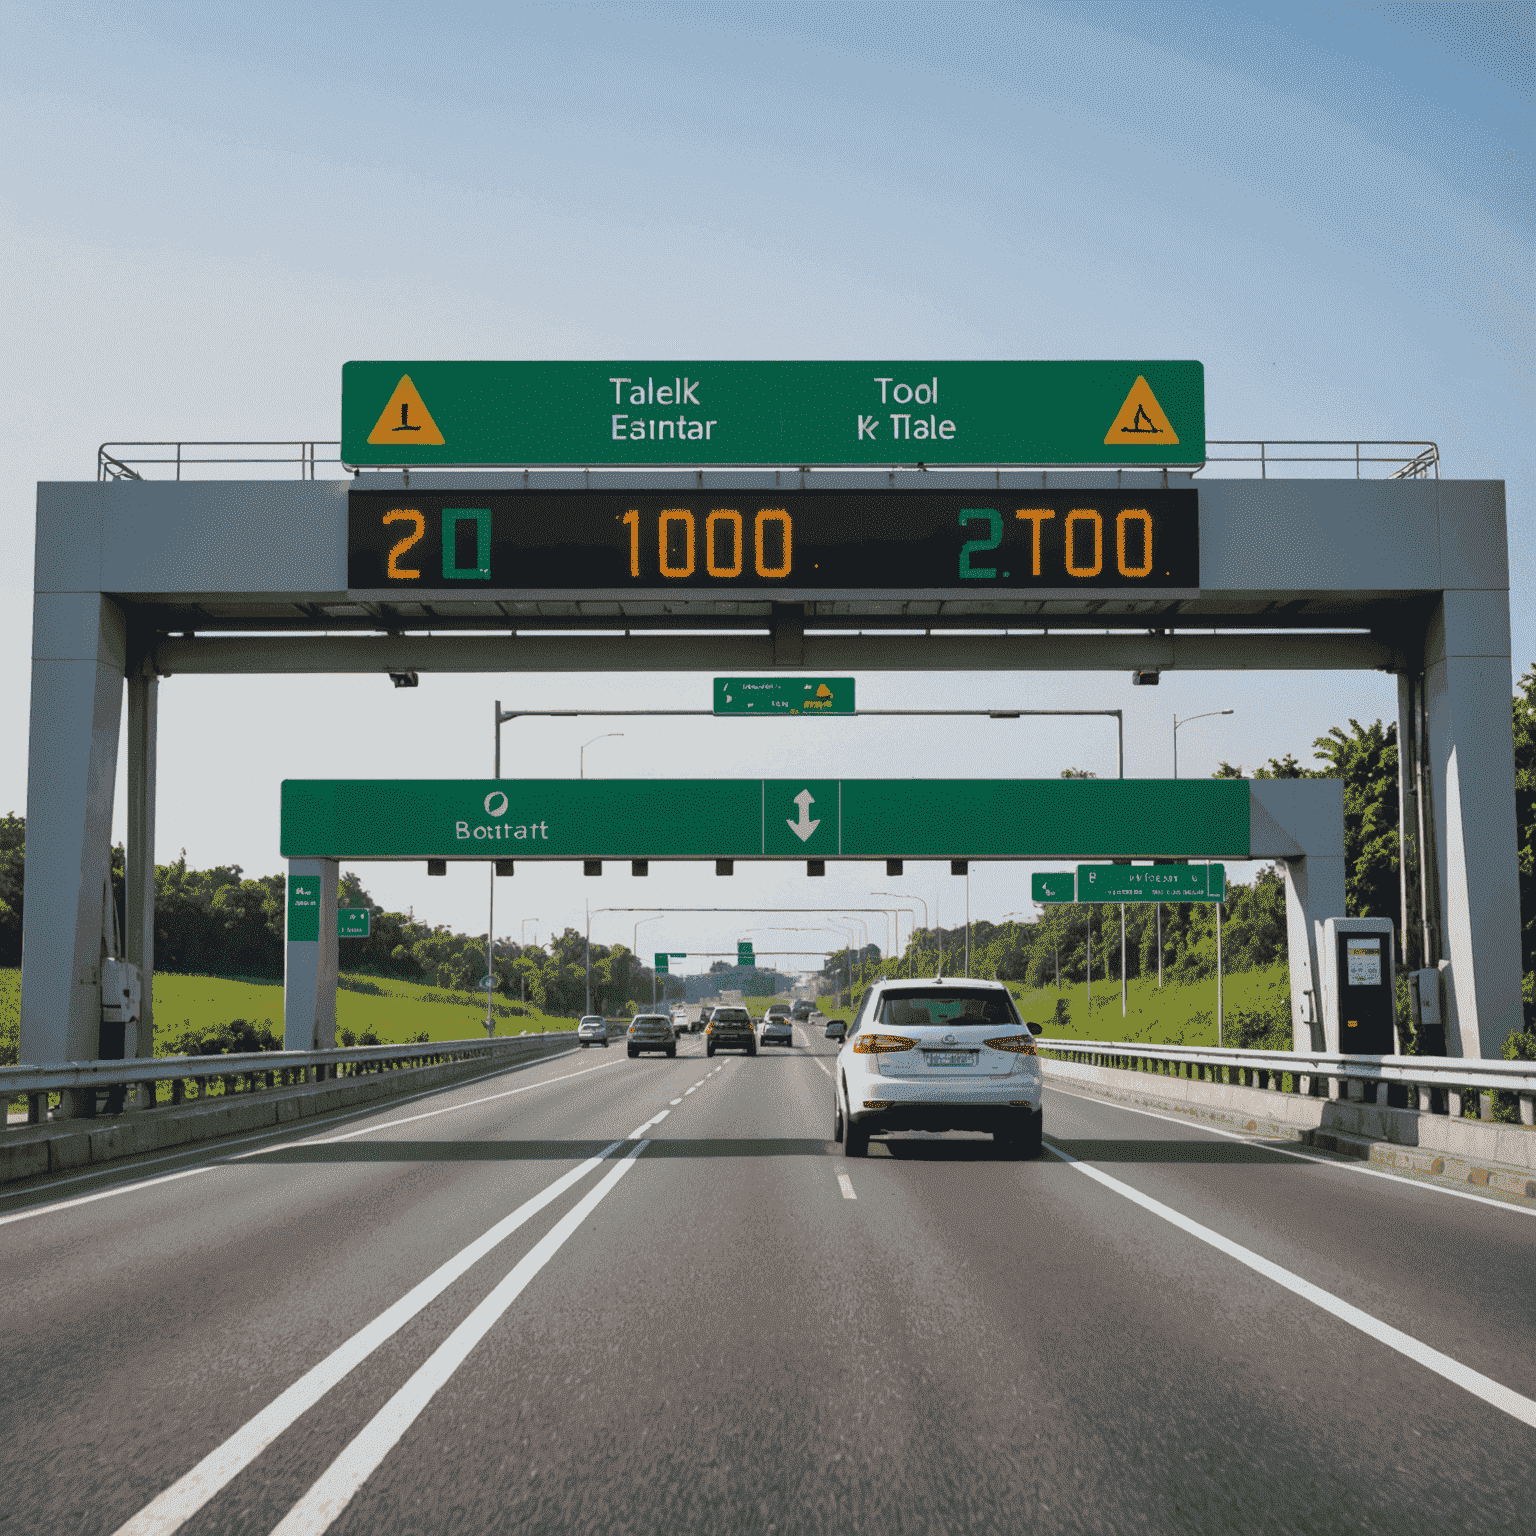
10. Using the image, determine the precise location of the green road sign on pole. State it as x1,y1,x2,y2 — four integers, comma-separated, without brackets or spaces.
714,678,855,716
281,779,1250,862
1076,864,1226,902
341,361,1206,468
737,941,756,967
287,876,321,942
1032,872,1076,903
338,908,371,938
654,952,669,974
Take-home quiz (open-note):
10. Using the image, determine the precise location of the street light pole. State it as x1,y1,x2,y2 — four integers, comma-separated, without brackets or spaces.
634,915,664,1009
1172,708,1234,779
580,733,624,778
520,917,539,1006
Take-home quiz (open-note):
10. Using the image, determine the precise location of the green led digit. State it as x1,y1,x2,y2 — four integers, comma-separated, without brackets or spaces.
958,508,1002,579
442,508,492,580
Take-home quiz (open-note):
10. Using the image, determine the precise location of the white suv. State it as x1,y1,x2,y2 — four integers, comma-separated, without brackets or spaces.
832,979,1043,1159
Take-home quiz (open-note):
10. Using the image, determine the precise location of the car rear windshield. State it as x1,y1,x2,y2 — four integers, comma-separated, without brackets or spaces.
713,1010,750,1023
876,989,1021,1028
633,1016,670,1026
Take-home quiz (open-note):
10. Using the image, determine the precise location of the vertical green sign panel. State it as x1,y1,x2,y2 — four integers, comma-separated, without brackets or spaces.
288,876,321,942
1032,872,1077,903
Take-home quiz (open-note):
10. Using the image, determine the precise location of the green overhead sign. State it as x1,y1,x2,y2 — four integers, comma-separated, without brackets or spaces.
654,951,687,973
1077,864,1226,902
737,941,756,967
1032,872,1076,904
338,908,371,937
280,779,1249,861
714,677,855,716
341,361,1205,468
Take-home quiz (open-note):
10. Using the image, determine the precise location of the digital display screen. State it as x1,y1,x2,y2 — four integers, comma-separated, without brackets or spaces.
346,488,1199,593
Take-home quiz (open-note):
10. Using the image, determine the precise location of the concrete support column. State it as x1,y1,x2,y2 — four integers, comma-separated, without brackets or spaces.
284,858,339,1051
21,593,126,1117
126,670,158,1108
1424,591,1523,1059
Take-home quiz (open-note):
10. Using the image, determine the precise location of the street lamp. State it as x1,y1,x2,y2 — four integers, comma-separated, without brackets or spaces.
580,733,624,778
869,896,920,975
519,918,540,1006
1172,709,1234,779
634,914,664,1008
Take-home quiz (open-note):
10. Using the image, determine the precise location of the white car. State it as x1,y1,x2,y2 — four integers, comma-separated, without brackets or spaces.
832,979,1043,1159
577,1015,610,1047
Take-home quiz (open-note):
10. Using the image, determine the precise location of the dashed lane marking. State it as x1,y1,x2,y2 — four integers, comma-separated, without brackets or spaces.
670,1098,682,1106
1042,1138,1536,1430
837,1173,857,1200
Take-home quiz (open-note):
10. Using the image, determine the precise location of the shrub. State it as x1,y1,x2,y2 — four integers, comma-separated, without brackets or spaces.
164,1017,282,1056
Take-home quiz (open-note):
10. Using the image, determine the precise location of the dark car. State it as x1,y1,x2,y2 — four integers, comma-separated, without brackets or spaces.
704,1006,756,1057
791,1000,815,1021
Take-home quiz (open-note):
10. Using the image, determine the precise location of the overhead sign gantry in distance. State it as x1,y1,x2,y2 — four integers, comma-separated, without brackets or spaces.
341,360,1207,468
1033,866,1228,903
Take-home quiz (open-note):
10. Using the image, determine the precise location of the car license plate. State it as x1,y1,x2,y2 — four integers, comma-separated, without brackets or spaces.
925,1051,976,1067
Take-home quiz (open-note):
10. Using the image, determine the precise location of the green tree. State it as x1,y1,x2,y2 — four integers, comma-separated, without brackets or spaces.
0,812,24,966
1514,667,1535,1026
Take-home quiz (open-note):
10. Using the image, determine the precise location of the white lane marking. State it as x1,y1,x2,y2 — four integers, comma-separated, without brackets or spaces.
684,1086,698,1096
0,1047,595,1221
109,1138,624,1536
1042,1139,1536,1430
268,1141,650,1536
1043,1083,1536,1220
669,1098,682,1106
837,1172,857,1200
626,1109,670,1139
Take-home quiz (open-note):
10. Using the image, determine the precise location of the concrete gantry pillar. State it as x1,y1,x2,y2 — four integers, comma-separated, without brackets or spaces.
126,669,158,1106
1424,590,1523,1059
21,592,127,1115
284,858,339,1051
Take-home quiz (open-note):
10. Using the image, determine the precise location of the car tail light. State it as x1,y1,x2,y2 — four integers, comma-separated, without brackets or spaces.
852,1033,915,1054
984,1034,1037,1055
863,1099,893,1109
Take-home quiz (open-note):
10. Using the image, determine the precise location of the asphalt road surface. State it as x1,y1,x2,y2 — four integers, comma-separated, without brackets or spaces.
4,1027,1533,1535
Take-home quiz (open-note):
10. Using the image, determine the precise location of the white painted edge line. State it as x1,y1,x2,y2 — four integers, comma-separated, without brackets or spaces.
109,1137,626,1536
1042,1083,1536,1220
268,1140,651,1536
1041,1138,1536,1430
837,1172,857,1200
0,1049,607,1228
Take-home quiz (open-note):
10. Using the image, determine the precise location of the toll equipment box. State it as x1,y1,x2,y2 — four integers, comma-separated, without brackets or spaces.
1316,917,1396,1055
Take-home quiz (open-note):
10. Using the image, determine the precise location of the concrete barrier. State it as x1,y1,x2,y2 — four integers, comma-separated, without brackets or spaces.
1041,1056,1536,1202
0,1036,576,1189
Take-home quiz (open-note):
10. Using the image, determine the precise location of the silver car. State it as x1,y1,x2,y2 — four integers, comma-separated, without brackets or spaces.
627,1014,677,1059
577,1015,610,1048
757,1009,794,1048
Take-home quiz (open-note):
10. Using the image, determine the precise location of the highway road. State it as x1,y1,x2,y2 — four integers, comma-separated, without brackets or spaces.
3,1025,1533,1535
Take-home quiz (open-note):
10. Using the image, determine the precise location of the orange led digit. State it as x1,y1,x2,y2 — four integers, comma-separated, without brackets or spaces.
754,509,792,578
1014,509,1055,576
1064,509,1103,578
706,509,744,577
658,509,696,578
1116,509,1153,577
383,508,425,579
621,509,641,577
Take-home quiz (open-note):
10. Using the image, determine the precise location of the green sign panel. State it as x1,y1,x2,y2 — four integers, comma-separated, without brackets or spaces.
287,876,321,942
338,908,371,937
1032,872,1076,904
655,952,669,974
1077,863,1226,902
737,941,756,968
342,361,1205,468
714,677,855,716
282,779,1248,861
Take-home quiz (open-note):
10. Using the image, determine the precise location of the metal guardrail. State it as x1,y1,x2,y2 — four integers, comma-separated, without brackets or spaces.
93,439,1440,481
97,442,341,481
1202,441,1439,479
1037,1037,1536,1120
4,1033,575,1124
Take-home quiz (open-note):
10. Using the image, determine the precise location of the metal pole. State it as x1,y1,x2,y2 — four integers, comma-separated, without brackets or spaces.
1157,904,1163,989
1086,906,1091,1020
494,698,500,780
585,902,591,1016
486,868,495,1037
1173,713,1177,780
965,871,971,978
1216,887,1224,1048
1120,903,1126,1018
1054,943,1059,991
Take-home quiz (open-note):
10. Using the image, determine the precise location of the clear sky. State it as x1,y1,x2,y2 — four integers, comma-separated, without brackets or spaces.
2,2,1530,979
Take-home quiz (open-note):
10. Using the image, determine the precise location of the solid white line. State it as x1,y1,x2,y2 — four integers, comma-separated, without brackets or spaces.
1042,1139,1536,1429
1042,1083,1536,1219
109,1139,624,1536
626,1109,670,1140
837,1172,857,1200
670,1098,682,1106
268,1141,650,1536
0,1046,593,1221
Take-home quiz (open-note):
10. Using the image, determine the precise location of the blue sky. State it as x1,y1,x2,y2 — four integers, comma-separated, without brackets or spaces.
1,2,1529,973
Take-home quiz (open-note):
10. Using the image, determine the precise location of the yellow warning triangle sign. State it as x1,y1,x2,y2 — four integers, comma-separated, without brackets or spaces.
1103,375,1178,446
367,375,445,446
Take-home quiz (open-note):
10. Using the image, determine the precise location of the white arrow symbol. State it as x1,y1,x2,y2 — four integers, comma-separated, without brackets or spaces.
787,789,821,842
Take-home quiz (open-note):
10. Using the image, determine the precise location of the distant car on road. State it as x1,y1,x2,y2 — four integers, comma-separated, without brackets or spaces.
832,979,1043,1159
757,1005,793,1048
790,1000,815,1021
703,1005,755,1057
627,1014,677,1059
577,1015,610,1048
